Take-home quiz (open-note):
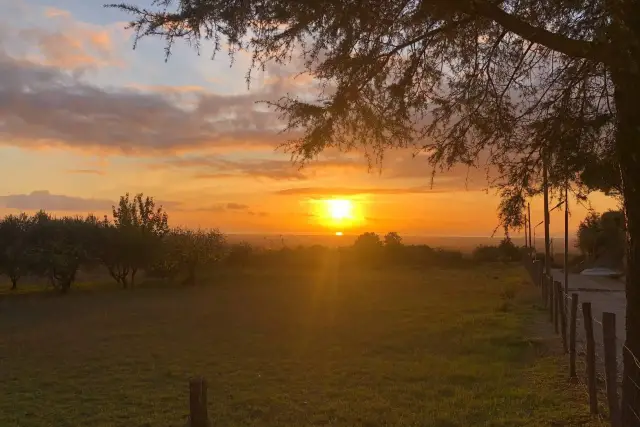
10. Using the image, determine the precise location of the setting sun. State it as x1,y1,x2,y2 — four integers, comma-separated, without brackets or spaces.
310,198,365,231
326,199,353,220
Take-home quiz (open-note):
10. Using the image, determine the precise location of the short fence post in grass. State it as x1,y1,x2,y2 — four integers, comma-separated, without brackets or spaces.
603,312,621,427
553,280,560,334
557,281,567,352
189,377,209,427
569,293,578,378
583,302,598,415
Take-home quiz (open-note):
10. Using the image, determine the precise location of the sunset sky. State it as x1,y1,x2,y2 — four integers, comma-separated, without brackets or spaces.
0,0,619,238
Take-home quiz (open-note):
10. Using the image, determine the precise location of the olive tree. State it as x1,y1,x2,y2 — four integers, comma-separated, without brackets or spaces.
29,213,100,294
172,228,226,285
0,213,32,290
108,193,169,287
110,0,640,420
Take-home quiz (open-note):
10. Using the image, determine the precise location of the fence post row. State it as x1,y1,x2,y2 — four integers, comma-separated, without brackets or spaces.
523,257,626,426
582,302,599,415
602,312,621,427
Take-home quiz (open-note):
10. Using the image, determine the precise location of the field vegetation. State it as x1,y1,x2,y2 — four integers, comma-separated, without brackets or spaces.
0,194,602,426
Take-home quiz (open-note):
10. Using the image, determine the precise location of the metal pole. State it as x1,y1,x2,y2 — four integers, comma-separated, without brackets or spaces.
564,183,569,302
543,153,552,278
528,202,532,248
524,210,528,248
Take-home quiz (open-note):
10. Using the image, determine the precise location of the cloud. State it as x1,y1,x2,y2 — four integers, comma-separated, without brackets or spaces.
274,186,461,196
126,84,207,94
157,156,364,181
189,204,227,212
1,2,123,71
66,169,106,176
0,52,293,155
185,202,253,213
18,27,118,69
0,190,113,212
226,203,249,210
163,157,307,181
0,190,185,213
0,2,319,158
381,153,493,187
248,211,269,217
44,7,71,18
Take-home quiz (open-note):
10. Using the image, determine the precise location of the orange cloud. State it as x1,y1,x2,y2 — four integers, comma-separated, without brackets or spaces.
17,18,119,70
44,7,71,18
274,186,474,196
154,156,366,181
66,169,106,176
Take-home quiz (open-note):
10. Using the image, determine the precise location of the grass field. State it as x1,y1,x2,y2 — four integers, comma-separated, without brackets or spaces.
0,263,599,426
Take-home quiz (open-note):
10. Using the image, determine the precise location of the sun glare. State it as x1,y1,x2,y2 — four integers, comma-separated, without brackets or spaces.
311,198,363,232
327,199,353,220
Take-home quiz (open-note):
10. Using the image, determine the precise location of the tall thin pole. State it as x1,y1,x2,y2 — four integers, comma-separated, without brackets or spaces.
528,202,533,248
543,155,552,277
564,183,569,299
533,227,536,252
524,210,529,248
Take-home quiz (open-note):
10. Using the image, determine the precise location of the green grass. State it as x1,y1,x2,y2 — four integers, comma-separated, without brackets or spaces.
0,264,599,426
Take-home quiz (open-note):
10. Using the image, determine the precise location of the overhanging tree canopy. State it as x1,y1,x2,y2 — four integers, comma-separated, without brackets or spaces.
109,1,640,423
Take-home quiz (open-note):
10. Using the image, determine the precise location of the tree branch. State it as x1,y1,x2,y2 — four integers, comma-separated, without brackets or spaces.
468,0,611,64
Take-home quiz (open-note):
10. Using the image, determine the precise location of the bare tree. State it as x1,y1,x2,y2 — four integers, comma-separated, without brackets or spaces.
108,1,640,421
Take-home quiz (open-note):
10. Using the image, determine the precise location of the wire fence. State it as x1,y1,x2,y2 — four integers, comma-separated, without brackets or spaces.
522,253,640,427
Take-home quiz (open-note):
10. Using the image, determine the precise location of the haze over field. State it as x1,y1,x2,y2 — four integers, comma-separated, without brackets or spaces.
0,0,618,239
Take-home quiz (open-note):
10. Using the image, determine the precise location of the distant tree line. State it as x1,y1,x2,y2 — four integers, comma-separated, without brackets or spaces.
471,237,522,263
227,231,521,270
0,203,527,294
0,193,225,293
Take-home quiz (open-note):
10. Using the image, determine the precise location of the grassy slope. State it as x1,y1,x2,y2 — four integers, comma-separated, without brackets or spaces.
0,264,599,426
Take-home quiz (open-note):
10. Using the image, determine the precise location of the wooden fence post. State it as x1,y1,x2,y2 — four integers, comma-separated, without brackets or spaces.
583,302,598,415
603,312,621,427
551,280,560,334
569,293,578,378
556,281,567,352
189,377,209,427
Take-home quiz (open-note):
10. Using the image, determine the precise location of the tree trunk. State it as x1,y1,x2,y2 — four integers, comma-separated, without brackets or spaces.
131,268,137,288
59,280,71,294
613,69,640,427
10,276,17,290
